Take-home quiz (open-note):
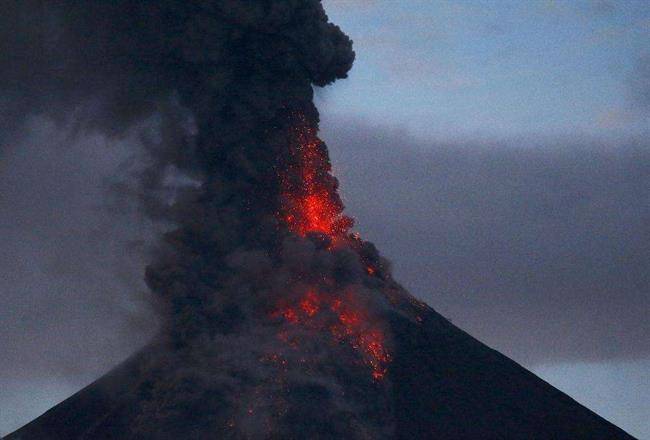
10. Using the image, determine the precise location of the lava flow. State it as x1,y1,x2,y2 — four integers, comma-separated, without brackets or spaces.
273,289,391,381
279,115,353,238
275,117,391,381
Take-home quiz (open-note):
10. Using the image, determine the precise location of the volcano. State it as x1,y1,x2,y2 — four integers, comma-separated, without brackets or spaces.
7,297,635,439
4,1,635,439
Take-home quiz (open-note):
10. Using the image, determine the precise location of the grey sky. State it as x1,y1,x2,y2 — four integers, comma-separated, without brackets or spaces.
322,117,649,367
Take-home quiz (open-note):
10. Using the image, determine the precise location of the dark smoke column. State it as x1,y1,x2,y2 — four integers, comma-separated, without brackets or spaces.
132,1,398,437
4,2,636,439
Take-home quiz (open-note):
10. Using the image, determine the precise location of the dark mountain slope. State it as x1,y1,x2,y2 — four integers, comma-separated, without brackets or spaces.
8,298,634,440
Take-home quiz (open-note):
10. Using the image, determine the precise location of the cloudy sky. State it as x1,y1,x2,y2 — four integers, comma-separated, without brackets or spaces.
1,1,649,438
321,0,649,140
318,1,649,437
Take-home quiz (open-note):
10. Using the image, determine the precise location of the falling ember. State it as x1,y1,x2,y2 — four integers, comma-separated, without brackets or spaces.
299,290,320,317
282,308,299,324
330,296,391,380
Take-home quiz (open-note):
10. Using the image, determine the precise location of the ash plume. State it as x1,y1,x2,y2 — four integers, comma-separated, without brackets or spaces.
2,1,402,437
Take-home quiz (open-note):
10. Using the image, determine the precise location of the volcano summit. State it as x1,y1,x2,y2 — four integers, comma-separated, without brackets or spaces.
3,1,635,439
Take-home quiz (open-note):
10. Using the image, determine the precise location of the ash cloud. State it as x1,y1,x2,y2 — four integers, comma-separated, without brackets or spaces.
2,2,400,438
322,116,650,366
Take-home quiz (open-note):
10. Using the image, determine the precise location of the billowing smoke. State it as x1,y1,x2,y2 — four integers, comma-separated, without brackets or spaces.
2,1,417,437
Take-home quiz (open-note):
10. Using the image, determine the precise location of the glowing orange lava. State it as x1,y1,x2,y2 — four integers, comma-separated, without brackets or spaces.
273,290,391,381
274,117,390,380
299,291,320,317
280,116,353,237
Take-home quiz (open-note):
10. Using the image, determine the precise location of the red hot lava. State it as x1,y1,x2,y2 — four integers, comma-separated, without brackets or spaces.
273,289,391,381
280,115,353,238
274,117,391,381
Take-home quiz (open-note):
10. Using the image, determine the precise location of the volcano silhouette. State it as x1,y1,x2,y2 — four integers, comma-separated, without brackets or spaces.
3,1,637,439
7,290,634,440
